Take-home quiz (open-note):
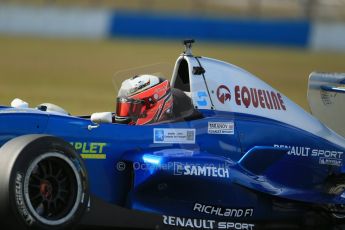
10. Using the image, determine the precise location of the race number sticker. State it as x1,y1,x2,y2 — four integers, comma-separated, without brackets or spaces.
208,122,234,135
154,128,195,144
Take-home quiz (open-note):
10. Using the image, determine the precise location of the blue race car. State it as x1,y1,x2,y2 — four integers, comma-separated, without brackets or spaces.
1,40,345,230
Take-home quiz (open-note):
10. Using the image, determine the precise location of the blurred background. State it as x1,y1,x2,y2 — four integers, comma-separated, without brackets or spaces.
0,0,344,114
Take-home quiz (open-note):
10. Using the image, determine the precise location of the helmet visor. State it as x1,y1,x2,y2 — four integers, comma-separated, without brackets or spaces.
116,97,144,119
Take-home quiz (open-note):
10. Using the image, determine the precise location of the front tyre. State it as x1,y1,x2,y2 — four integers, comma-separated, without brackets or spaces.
0,135,88,229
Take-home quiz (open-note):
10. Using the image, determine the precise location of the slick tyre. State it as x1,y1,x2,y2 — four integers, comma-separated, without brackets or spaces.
0,135,89,229
325,175,345,221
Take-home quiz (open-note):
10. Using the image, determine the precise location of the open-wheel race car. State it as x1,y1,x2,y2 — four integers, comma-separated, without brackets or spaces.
1,40,345,230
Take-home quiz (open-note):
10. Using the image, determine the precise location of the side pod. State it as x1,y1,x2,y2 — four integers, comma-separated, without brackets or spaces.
238,146,289,175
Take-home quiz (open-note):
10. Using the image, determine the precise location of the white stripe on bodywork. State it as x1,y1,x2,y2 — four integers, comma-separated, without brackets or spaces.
178,55,345,148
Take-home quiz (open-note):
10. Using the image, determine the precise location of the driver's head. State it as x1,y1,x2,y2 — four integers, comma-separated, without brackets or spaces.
115,74,173,125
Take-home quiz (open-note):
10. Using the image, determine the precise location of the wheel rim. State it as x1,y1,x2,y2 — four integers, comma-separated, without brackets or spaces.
329,184,345,219
23,152,83,226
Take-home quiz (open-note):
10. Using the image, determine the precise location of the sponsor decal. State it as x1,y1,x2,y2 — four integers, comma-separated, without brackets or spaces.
319,157,342,167
215,84,286,111
234,86,286,111
163,215,255,230
208,122,234,135
274,144,343,166
320,90,335,106
193,203,254,218
196,91,208,107
154,128,195,144
129,79,151,94
217,85,231,104
174,163,230,178
70,142,107,159
15,173,34,225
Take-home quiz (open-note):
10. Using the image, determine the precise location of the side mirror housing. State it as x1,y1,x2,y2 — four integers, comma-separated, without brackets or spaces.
90,112,112,124
11,98,29,108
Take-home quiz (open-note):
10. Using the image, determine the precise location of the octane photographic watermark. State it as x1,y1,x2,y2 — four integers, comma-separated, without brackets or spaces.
116,161,177,172
116,161,127,171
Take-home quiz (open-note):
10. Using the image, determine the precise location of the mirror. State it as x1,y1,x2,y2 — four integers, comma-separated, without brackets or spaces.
90,112,112,124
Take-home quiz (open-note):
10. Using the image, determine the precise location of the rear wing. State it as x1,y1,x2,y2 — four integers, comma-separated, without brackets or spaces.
307,72,345,137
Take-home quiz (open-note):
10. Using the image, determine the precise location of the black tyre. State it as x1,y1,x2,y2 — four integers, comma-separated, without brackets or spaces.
325,175,345,221
0,135,89,229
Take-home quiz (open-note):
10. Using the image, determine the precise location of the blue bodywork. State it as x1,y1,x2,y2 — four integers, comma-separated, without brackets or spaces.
1,104,345,226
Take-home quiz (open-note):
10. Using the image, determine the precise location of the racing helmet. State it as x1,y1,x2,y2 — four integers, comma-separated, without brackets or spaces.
116,74,173,125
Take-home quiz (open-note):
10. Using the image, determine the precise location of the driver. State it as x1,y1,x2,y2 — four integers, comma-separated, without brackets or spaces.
115,74,173,125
